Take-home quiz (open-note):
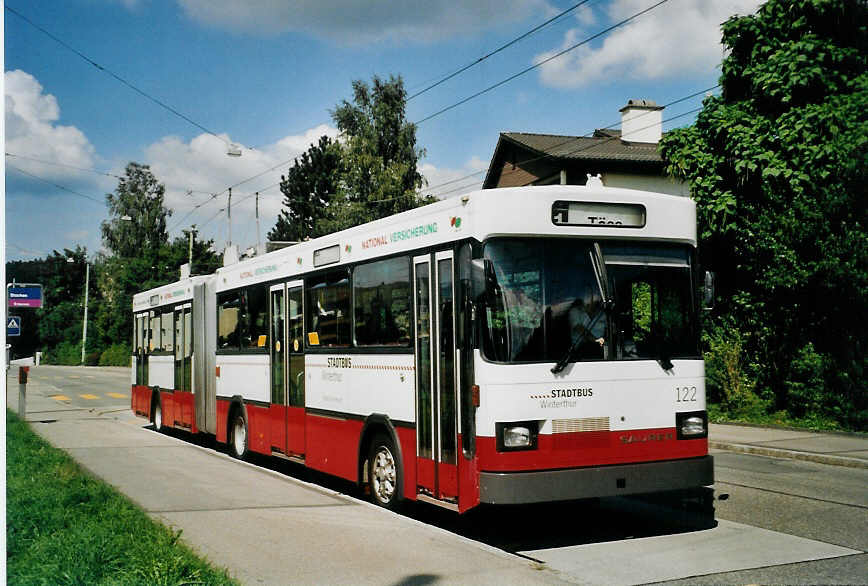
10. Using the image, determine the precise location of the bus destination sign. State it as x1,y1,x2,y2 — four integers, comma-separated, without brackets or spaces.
552,201,646,228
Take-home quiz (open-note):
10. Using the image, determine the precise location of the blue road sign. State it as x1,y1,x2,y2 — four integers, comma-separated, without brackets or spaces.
7,284,43,308
7,316,22,337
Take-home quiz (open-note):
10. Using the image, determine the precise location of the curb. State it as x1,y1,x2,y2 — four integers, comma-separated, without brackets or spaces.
709,441,868,470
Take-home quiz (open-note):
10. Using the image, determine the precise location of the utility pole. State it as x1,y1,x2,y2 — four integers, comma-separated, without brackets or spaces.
228,187,233,246
255,192,261,252
80,262,89,365
188,224,196,273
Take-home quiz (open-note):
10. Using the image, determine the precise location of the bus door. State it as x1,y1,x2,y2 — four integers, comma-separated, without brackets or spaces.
414,251,458,502
286,283,305,457
173,303,193,426
270,281,305,458
135,312,148,385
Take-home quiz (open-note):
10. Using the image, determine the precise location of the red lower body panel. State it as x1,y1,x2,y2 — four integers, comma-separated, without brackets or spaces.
305,414,364,482
245,403,272,455
457,434,480,513
287,407,305,457
395,426,417,502
216,399,230,443
478,427,707,471
131,385,152,418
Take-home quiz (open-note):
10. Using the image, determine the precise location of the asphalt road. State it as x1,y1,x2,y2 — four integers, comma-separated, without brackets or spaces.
660,450,868,585
9,364,131,413
10,365,868,585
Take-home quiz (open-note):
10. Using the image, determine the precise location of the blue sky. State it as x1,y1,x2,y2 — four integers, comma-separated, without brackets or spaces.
4,0,761,262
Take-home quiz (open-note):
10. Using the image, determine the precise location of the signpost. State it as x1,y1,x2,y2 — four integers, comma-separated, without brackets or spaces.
7,284,43,308
7,316,22,337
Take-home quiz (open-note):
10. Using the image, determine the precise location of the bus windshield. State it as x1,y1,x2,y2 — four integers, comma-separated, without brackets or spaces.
480,238,699,364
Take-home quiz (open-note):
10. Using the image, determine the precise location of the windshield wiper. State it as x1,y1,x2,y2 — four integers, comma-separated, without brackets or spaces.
551,311,603,374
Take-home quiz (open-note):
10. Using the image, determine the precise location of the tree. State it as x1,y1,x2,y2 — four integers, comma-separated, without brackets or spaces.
96,163,176,350
6,248,92,359
101,162,172,258
268,135,342,242
268,75,434,240
325,75,432,232
659,0,867,427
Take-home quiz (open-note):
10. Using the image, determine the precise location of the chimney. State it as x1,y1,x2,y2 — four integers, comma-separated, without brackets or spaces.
619,99,663,143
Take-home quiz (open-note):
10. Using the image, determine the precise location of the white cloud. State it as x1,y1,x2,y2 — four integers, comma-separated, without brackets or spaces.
177,0,553,43
420,156,488,199
5,70,97,178
142,125,339,247
535,0,762,88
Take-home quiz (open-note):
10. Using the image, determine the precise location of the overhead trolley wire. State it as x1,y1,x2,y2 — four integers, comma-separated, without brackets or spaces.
407,0,594,101
6,4,234,148
423,85,718,197
5,152,124,180
7,164,105,205
414,0,671,125
176,85,715,236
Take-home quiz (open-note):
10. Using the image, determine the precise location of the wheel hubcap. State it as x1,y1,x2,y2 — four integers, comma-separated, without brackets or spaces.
372,446,396,504
233,419,246,455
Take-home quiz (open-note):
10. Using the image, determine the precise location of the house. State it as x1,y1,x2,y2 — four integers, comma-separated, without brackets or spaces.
482,99,689,196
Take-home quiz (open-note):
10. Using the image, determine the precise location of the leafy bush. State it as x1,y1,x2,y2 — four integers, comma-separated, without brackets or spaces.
784,343,827,418
704,324,768,419
43,341,82,365
99,343,132,366
84,351,102,366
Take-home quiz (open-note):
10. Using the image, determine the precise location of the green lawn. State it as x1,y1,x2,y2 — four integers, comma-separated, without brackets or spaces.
6,410,238,585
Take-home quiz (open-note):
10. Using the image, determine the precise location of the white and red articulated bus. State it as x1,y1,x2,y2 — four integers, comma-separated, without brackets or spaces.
131,183,713,513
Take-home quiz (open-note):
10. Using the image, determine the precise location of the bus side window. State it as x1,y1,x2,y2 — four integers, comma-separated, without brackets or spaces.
245,285,268,350
217,290,243,351
150,312,161,352
162,309,174,353
306,270,351,347
354,256,410,347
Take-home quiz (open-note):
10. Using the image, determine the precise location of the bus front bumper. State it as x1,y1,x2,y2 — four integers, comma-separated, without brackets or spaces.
479,455,714,505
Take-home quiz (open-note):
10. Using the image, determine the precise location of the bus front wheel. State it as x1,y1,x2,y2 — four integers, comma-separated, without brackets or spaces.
368,434,402,510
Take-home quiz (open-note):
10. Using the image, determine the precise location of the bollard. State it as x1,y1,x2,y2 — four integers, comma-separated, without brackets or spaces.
18,366,29,418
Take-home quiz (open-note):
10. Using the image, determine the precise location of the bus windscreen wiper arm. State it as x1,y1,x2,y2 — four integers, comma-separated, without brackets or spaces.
551,311,603,374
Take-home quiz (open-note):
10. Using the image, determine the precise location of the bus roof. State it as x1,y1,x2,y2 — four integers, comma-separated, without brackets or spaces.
132,274,213,311
213,185,695,291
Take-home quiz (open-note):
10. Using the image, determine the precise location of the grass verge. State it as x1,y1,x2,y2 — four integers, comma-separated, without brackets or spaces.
6,410,238,585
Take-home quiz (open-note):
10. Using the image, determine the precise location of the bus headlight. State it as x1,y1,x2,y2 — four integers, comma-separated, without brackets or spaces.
496,421,538,451
676,411,708,439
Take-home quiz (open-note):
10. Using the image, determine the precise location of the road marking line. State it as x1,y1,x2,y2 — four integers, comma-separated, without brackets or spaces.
79,394,99,400
52,395,71,401
68,376,80,379
107,393,128,399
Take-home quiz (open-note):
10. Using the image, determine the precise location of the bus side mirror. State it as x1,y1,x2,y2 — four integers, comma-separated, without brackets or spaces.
703,271,715,310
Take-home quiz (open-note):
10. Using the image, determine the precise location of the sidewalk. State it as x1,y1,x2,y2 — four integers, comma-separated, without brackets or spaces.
709,423,868,469
6,367,567,585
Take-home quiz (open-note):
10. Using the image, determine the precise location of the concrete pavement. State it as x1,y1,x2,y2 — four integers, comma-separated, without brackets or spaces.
6,365,868,584
709,423,868,469
7,366,567,585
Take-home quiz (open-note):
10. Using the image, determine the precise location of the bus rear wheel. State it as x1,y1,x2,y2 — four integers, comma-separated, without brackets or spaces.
368,434,401,510
228,410,248,460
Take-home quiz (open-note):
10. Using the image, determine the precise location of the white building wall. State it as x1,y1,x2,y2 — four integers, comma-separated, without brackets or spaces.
602,172,690,197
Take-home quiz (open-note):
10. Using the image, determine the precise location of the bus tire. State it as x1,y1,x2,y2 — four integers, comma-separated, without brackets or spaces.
368,433,402,510
152,394,164,433
228,409,248,460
